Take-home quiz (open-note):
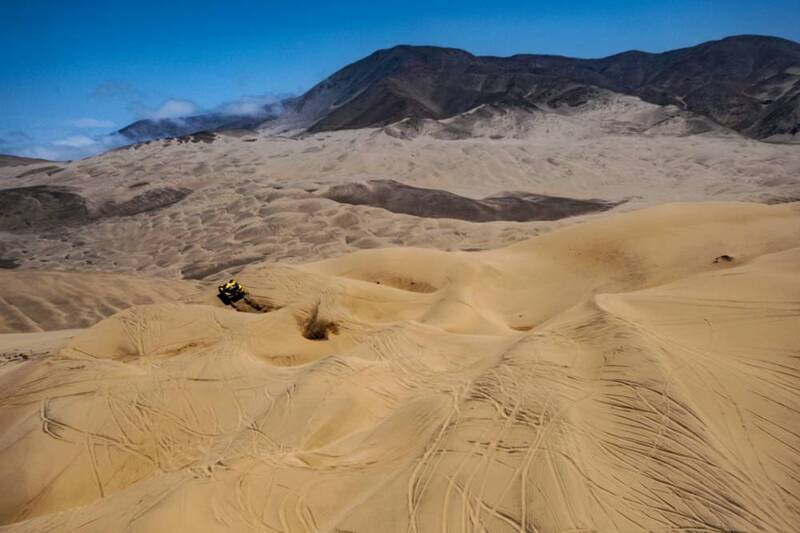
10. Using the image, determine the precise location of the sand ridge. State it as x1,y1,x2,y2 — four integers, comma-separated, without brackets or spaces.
1,202,799,531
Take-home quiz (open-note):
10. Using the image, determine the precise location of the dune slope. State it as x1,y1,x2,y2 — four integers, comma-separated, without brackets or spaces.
0,270,205,333
0,202,799,532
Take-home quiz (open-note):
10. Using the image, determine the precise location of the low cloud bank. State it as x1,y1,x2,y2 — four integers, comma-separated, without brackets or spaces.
216,94,282,117
11,134,126,162
3,90,290,161
52,135,99,148
148,99,199,120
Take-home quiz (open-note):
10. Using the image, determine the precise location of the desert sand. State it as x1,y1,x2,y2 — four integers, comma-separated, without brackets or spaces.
2,95,800,284
0,270,205,334
2,92,800,531
1,200,799,531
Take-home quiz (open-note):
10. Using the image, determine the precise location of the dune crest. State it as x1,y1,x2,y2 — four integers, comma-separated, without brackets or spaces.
1,202,799,531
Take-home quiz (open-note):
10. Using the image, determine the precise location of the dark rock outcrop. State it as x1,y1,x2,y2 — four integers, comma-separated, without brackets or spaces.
97,187,193,218
322,180,621,222
0,185,192,233
0,186,92,232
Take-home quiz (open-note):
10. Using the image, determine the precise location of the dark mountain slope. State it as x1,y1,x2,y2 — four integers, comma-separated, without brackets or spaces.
596,35,800,137
295,35,800,139
117,35,800,142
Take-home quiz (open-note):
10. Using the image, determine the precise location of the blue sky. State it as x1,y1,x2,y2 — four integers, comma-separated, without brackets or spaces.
2,0,799,160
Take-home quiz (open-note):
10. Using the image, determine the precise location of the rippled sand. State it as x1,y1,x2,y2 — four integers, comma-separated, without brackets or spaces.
2,202,799,531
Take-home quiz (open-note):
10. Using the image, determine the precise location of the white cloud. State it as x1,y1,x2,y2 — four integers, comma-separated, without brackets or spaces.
217,94,281,117
19,145,66,161
52,135,98,148
150,99,198,120
17,133,127,162
72,117,115,128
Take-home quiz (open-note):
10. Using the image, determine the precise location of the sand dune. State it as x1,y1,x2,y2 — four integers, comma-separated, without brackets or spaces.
0,270,204,333
1,202,798,531
1,95,799,281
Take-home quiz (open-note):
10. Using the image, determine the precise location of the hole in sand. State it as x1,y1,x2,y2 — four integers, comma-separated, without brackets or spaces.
301,303,339,341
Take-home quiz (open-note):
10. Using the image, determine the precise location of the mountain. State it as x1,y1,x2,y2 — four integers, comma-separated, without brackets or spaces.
118,109,281,142
118,35,800,142
0,154,53,167
291,35,800,139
